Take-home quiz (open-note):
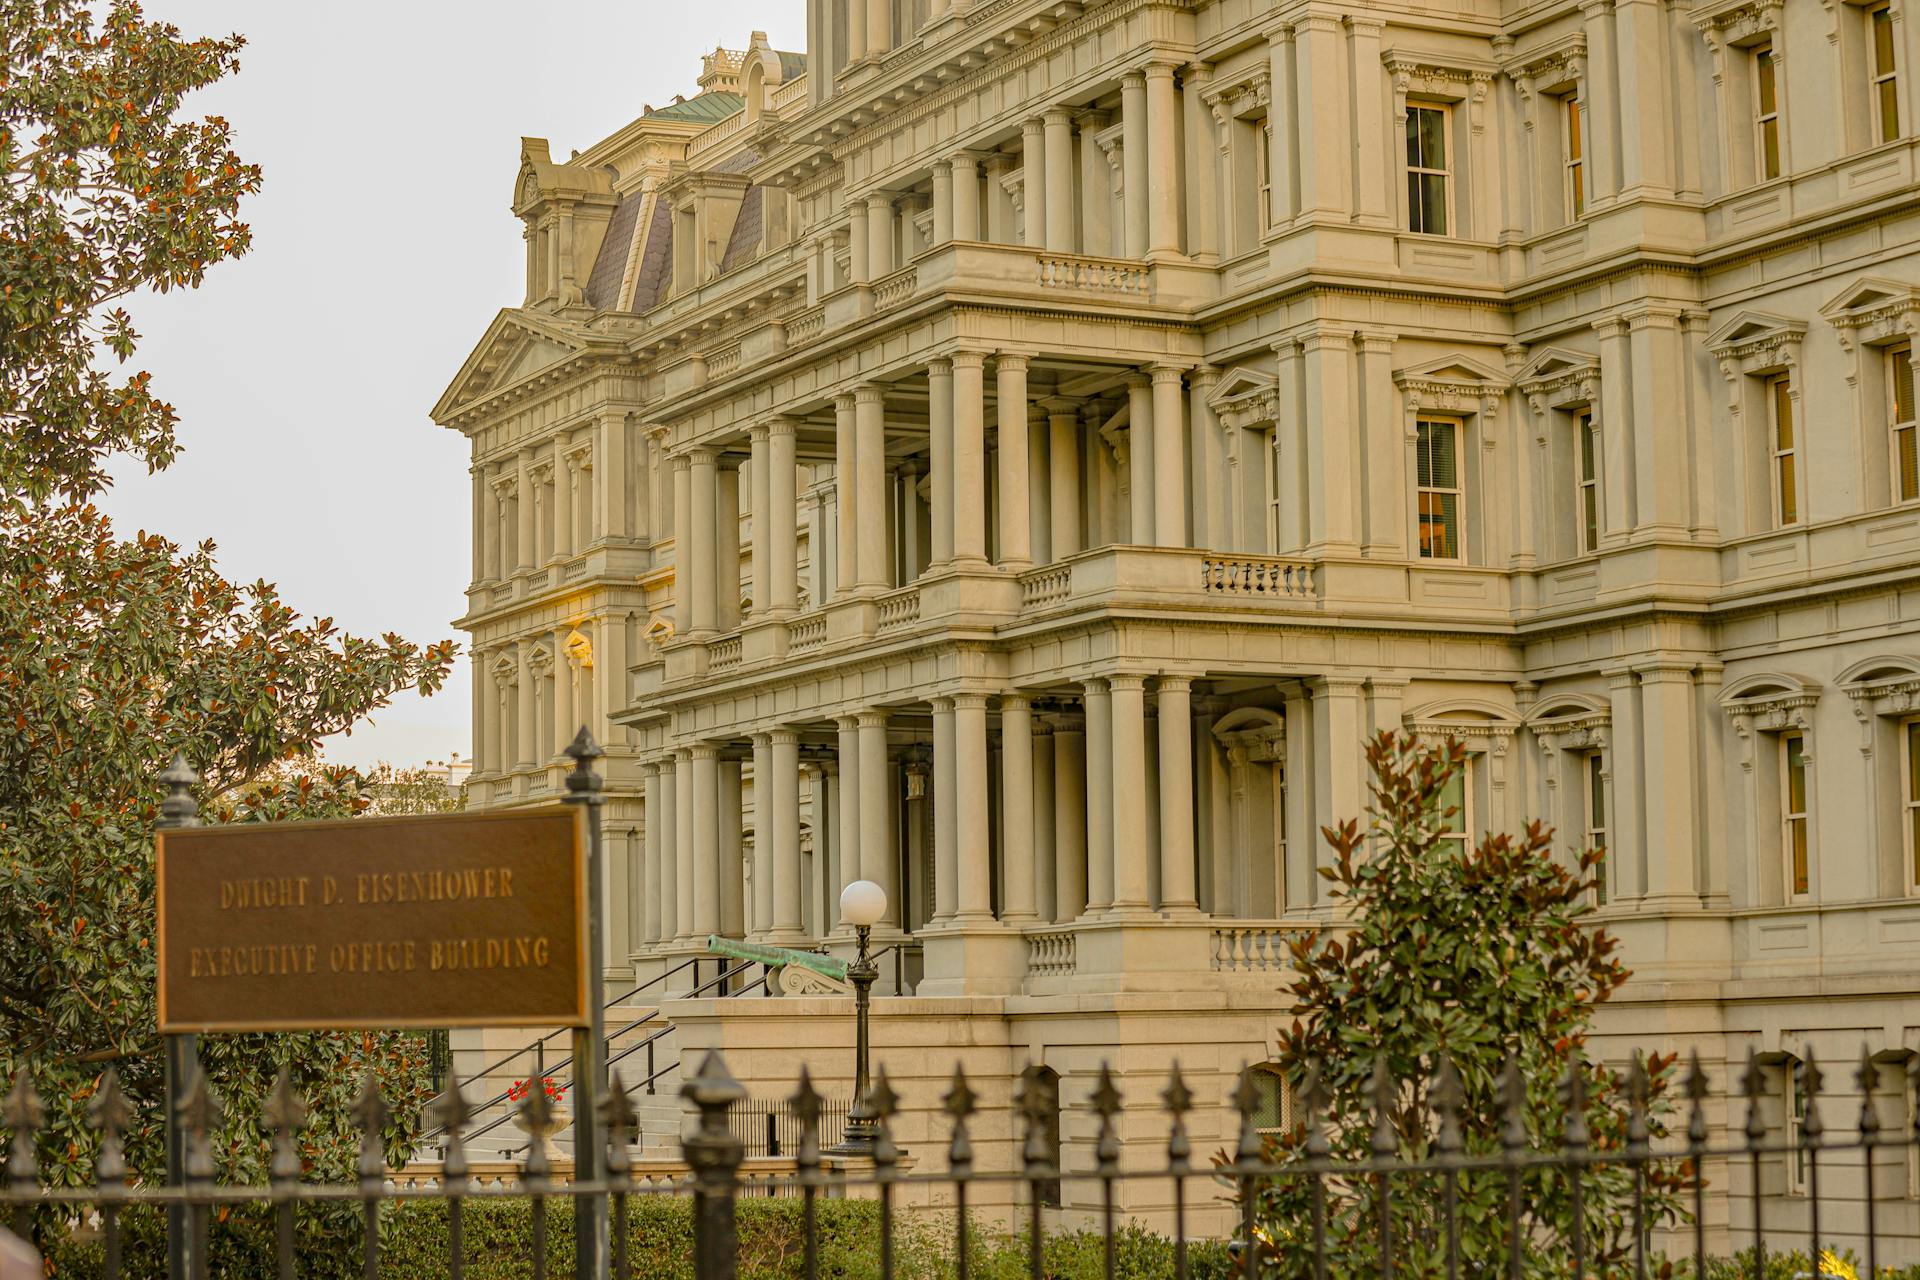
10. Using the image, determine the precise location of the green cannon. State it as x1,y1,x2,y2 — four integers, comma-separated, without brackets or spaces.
704,935,852,995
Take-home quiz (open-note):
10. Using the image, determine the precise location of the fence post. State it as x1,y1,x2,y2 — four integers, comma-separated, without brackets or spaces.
683,1050,746,1280
563,730,609,1280
155,753,201,1280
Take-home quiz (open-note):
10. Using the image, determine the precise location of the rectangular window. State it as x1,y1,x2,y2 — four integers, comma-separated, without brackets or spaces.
1584,751,1609,905
1872,2,1901,143
1891,342,1918,503
1756,43,1783,179
1438,757,1473,849
1904,718,1920,893
1782,731,1810,898
1576,410,1600,553
1784,1059,1811,1194
1416,418,1463,560
1769,374,1799,526
1259,117,1274,229
1563,93,1587,219
1406,104,1451,235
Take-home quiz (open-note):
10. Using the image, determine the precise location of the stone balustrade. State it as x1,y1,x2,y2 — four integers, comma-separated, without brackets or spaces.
788,612,828,653
1210,923,1299,973
708,635,743,671
872,265,920,311
875,585,921,633
1036,252,1150,297
1200,556,1317,600
1024,926,1077,978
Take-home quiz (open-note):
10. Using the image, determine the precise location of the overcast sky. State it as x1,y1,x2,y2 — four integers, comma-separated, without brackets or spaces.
103,3,806,769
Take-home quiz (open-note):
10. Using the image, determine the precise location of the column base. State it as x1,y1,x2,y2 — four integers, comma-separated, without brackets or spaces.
916,922,1027,997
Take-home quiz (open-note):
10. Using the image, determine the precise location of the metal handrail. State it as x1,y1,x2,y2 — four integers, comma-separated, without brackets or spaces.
455,960,764,1151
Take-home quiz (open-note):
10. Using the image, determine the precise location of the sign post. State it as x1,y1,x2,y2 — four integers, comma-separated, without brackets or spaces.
155,754,200,1280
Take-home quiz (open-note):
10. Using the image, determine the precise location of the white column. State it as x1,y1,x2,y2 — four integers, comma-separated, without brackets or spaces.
476,467,496,581
642,761,663,946
1031,719,1057,923
951,351,989,566
1083,679,1114,912
931,161,954,245
1144,61,1182,256
1109,674,1151,911
1120,71,1150,257
1189,365,1221,552
719,757,745,937
866,0,890,55
552,446,574,561
1019,118,1048,248
857,709,896,925
854,385,889,590
833,393,858,597
932,696,958,922
551,625,574,754
597,414,628,541
1267,27,1296,227
999,693,1038,923
1151,365,1188,547
514,641,535,767
474,653,494,774
1184,61,1220,261
716,458,742,630
1126,373,1154,544
770,730,804,938
995,355,1033,569
750,734,774,936
928,358,955,568
672,452,692,634
953,693,994,921
659,755,680,943
848,198,870,286
768,418,799,615
673,748,695,942
1157,676,1197,911
950,153,981,241
515,449,536,571
748,427,770,621
1045,400,1082,559
1043,108,1076,252
866,192,895,278
847,0,867,62
689,448,718,635
690,744,721,937
1053,720,1086,921
836,715,862,915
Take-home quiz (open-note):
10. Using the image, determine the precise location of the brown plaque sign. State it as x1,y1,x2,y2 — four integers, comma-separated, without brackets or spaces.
156,807,586,1033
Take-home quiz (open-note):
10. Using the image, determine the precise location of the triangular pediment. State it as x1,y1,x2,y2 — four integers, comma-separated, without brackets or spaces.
1705,309,1804,351
1394,354,1510,389
1819,276,1920,321
433,309,594,424
1206,367,1277,408
1515,346,1599,385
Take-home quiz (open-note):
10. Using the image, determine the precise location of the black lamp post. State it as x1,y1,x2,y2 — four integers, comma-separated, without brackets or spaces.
826,879,886,1155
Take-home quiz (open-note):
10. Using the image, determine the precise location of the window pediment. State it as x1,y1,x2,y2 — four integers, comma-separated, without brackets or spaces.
1820,278,1920,352
1841,656,1920,717
1505,33,1587,95
1208,368,1280,430
1720,673,1821,742
1383,52,1498,104
1693,0,1785,48
1203,67,1271,126
1394,356,1510,419
1404,701,1520,753
1517,347,1602,412
1707,311,1806,379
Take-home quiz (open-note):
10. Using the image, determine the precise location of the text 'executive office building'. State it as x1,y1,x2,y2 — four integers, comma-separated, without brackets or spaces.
437,0,1920,1245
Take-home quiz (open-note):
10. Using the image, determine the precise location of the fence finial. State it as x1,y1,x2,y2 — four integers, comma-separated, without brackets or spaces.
5,1075,42,1191
1432,1055,1464,1155
157,752,201,828
1231,1062,1264,1168
1369,1058,1396,1158
601,1070,637,1178
943,1063,976,1176
518,1070,558,1183
351,1073,388,1189
1684,1051,1710,1149
1855,1046,1880,1146
1561,1058,1591,1153
1091,1065,1122,1174
265,1067,307,1186
1799,1049,1824,1146
1162,1062,1193,1174
564,728,605,798
790,1066,822,1175
178,1064,223,1184
1497,1055,1527,1154
430,1083,472,1182
89,1067,131,1186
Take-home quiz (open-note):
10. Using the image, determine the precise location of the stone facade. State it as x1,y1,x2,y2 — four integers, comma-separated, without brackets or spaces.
437,6,1920,1249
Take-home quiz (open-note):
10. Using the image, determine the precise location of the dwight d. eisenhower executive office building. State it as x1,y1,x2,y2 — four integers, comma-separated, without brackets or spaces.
436,0,1920,1246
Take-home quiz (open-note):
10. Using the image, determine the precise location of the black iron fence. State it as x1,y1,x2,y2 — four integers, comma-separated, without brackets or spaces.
3,1047,1918,1279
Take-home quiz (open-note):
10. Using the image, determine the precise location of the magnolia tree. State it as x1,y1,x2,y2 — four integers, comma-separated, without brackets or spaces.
0,3,458,1264
1241,733,1690,1278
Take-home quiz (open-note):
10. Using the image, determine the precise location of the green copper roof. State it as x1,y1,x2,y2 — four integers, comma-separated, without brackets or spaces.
646,91,742,123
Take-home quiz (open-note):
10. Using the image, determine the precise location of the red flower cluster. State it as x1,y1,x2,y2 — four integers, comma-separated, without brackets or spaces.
506,1076,567,1104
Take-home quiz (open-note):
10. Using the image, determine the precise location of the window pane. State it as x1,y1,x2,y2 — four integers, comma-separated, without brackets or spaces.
1774,380,1795,450
1758,48,1777,113
1410,172,1448,235
1413,107,1447,168
1582,485,1599,551
1570,163,1585,218
1425,421,1457,487
1438,770,1467,834
1791,819,1809,895
1251,1069,1287,1129
1566,98,1583,160
1880,79,1901,141
1786,734,1807,811
1588,753,1606,830
1900,425,1919,502
1779,450,1799,523
1894,347,1915,422
1419,491,1459,558
1762,118,1781,178
1874,5,1897,76
1579,415,1597,481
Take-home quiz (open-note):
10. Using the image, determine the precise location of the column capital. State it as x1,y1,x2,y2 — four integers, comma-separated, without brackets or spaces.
689,445,719,465
999,690,1032,710
638,759,660,778
766,414,799,437
1123,371,1152,390
768,727,802,746
1143,58,1182,80
689,742,722,760
926,355,954,377
853,383,886,405
1120,67,1148,89
1042,104,1076,126
855,708,890,729
835,713,861,731
930,694,956,712
1021,116,1047,137
1156,674,1194,694
951,692,992,711
948,348,990,370
1148,364,1188,386
749,730,773,747
996,352,1030,374
748,422,770,443
834,390,859,412
865,190,895,213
